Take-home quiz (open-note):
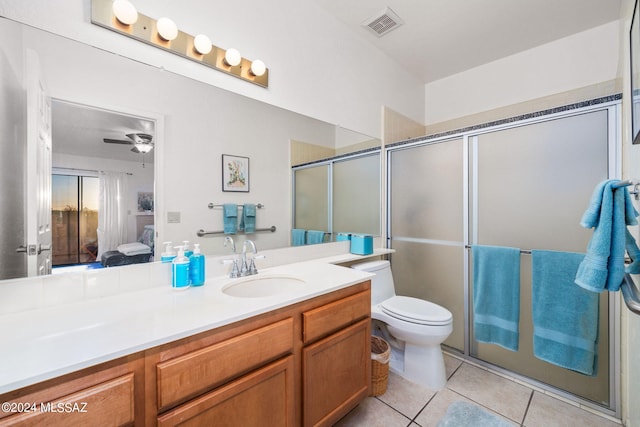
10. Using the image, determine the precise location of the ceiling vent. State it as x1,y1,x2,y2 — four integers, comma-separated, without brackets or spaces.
362,7,404,37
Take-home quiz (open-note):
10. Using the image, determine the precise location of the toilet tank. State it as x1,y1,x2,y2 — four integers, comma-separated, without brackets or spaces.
351,260,396,305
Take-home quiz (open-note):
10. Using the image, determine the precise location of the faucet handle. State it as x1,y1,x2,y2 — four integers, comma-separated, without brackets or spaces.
221,258,240,278
248,258,258,275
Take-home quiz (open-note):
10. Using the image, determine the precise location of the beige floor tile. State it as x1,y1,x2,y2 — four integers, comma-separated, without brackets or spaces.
523,392,620,427
376,371,437,419
414,388,517,427
443,353,463,379
446,363,532,423
333,397,412,427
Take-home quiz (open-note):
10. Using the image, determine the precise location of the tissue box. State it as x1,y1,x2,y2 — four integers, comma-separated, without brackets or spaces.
336,233,351,242
350,234,373,255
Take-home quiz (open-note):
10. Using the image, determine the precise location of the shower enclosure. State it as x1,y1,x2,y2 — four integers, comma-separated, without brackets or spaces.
387,99,620,414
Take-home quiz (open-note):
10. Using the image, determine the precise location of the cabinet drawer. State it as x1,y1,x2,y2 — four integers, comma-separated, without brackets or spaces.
302,290,370,344
0,374,135,427
157,356,295,427
157,317,294,411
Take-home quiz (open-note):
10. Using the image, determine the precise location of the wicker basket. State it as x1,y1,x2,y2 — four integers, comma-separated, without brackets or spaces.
370,336,391,396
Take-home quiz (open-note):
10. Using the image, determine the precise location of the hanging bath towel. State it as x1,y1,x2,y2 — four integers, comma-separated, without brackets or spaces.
532,250,599,376
292,229,306,246
575,180,639,292
223,203,237,235
239,203,256,233
472,245,521,351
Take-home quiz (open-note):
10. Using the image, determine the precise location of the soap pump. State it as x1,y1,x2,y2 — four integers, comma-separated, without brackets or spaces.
161,242,176,263
189,243,205,286
172,246,190,290
183,241,193,258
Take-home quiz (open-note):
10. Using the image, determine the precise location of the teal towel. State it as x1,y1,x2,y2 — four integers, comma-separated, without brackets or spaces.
532,250,599,376
575,180,639,292
292,229,306,246
239,204,256,233
472,245,521,351
306,230,326,245
223,203,237,235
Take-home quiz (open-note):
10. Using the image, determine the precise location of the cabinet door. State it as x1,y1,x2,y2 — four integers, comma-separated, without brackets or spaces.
303,318,370,427
0,374,135,427
157,356,295,427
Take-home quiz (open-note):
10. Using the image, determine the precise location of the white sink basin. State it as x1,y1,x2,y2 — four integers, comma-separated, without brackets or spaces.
222,274,307,298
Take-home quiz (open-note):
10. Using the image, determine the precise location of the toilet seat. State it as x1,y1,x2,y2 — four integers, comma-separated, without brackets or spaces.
380,296,452,326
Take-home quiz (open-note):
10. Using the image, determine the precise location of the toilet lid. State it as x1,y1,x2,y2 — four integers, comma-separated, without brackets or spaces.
380,296,452,325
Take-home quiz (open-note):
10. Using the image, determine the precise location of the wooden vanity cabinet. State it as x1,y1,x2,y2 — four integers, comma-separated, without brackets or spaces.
0,280,371,427
302,291,371,427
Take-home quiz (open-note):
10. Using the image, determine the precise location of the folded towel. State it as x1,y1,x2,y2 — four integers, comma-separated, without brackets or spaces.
292,229,306,246
472,245,521,351
117,242,151,256
532,250,599,376
223,203,237,235
239,203,256,233
306,230,326,245
576,180,639,292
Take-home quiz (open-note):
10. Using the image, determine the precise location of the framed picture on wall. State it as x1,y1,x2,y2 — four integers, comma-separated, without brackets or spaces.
631,0,640,144
222,154,250,192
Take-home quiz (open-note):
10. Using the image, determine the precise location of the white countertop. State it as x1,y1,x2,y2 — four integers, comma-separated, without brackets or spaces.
0,261,375,394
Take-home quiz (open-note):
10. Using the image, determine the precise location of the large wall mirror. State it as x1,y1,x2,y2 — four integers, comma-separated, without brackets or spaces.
0,17,381,281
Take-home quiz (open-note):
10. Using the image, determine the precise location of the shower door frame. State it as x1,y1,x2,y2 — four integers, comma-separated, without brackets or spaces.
385,99,622,417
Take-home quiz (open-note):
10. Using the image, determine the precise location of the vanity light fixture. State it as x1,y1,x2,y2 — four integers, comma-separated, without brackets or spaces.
224,48,242,67
112,0,138,26
91,0,268,87
156,17,178,41
193,34,212,55
250,59,266,77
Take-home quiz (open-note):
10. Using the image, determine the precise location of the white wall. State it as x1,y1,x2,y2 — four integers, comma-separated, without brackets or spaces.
0,0,426,138
18,22,338,256
424,21,621,126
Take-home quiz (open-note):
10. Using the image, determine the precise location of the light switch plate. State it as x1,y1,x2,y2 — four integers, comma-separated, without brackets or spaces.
167,212,181,223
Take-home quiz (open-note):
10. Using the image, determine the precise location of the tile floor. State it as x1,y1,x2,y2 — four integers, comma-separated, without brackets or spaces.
335,353,622,427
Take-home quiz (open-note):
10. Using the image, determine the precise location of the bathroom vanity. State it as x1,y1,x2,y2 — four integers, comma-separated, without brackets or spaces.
0,261,373,426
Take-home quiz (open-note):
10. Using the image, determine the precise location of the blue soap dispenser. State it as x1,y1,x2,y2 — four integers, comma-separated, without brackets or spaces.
161,242,176,263
183,241,193,258
189,243,205,286
171,246,190,290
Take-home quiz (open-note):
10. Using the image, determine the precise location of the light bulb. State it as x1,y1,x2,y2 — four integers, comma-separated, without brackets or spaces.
157,17,178,41
193,34,212,55
250,59,266,77
224,48,241,67
112,0,138,25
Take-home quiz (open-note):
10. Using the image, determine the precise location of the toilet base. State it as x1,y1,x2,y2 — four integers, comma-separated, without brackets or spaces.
389,343,447,390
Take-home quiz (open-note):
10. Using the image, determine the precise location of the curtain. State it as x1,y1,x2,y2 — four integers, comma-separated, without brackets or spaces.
96,171,128,259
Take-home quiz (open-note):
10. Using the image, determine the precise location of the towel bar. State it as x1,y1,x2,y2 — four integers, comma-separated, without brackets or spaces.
464,245,531,255
208,203,264,209
197,225,276,237
622,274,640,316
612,179,640,200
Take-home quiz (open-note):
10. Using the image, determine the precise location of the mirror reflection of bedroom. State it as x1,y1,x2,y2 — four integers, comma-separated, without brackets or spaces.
51,100,155,273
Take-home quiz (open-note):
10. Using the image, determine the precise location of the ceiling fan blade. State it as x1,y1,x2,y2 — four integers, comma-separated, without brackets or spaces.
103,138,133,145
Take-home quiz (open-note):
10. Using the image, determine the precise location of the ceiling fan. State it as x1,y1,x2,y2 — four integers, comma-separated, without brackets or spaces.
103,133,154,153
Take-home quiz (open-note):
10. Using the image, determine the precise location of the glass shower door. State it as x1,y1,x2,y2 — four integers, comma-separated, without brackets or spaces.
389,138,466,350
471,109,611,405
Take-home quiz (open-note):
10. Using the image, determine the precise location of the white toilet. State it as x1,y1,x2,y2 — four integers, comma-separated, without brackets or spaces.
352,260,453,390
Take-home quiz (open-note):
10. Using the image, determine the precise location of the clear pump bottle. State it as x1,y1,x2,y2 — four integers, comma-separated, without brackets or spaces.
189,243,205,286
171,246,190,290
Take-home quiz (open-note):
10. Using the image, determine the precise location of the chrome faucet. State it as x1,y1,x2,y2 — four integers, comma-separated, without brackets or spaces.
223,236,240,278
241,240,258,276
